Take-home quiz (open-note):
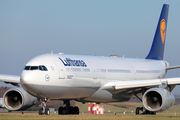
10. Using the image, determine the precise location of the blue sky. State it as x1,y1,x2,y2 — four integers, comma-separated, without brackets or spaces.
1,0,180,94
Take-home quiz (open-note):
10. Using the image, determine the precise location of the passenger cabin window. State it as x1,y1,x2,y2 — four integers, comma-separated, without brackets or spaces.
24,65,48,71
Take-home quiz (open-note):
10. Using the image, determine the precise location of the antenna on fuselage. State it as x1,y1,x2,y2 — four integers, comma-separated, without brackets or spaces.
51,50,53,54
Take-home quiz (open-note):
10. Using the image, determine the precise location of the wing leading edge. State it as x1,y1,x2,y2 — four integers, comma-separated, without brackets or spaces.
103,77,180,92
0,74,20,86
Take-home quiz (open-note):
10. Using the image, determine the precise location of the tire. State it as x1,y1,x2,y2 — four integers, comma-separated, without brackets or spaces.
152,112,156,115
135,107,141,115
69,106,74,114
149,111,156,115
39,108,44,115
45,108,50,115
140,107,143,114
74,106,79,115
58,107,64,115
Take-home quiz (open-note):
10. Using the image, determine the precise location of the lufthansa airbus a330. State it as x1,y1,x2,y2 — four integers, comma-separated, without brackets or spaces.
0,4,180,115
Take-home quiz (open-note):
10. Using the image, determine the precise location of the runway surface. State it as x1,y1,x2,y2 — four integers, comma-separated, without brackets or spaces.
0,112,179,120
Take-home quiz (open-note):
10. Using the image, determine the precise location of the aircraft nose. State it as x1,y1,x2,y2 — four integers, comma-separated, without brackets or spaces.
20,70,40,95
20,71,36,85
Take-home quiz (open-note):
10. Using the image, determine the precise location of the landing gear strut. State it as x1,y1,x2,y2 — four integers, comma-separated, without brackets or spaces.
38,98,50,115
58,100,79,115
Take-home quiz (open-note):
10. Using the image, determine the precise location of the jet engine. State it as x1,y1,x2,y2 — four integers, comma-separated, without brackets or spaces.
142,88,175,112
3,87,36,111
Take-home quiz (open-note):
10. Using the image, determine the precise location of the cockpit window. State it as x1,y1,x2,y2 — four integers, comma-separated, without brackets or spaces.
39,66,43,71
30,66,39,70
24,65,48,71
24,66,30,70
42,66,48,71
39,65,48,71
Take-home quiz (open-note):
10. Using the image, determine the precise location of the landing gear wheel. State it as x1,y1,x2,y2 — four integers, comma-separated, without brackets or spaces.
69,106,74,114
58,107,64,115
74,106,79,115
151,112,156,115
39,108,44,115
38,98,50,115
135,107,143,115
135,107,156,115
45,108,50,115
143,110,156,115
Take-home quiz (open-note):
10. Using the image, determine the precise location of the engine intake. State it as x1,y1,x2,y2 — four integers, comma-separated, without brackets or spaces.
3,87,36,111
142,88,175,112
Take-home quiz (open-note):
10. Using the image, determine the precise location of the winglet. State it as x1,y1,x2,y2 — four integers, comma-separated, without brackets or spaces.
146,4,169,60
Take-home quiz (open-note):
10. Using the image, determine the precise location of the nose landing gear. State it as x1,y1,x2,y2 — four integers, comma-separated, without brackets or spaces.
38,99,79,115
38,98,50,115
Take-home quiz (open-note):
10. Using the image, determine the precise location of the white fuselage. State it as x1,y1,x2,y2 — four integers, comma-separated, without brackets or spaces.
20,54,167,102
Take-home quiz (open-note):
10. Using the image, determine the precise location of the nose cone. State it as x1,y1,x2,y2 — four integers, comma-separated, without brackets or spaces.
20,71,38,96
21,71,36,85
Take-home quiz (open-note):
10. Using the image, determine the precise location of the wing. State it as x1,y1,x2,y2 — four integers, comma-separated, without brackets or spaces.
0,74,20,86
102,77,180,94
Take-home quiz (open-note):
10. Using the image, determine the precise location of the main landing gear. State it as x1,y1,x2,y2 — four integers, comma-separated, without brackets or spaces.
58,100,79,115
133,89,156,115
136,107,156,115
38,98,50,115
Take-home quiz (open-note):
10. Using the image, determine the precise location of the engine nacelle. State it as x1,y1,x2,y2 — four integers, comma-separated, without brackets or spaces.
3,87,36,111
142,88,175,112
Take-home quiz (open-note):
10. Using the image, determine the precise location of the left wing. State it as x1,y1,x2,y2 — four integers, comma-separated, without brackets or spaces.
102,77,180,92
0,74,20,86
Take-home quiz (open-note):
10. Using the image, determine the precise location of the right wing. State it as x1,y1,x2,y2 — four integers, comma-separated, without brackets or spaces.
0,74,20,86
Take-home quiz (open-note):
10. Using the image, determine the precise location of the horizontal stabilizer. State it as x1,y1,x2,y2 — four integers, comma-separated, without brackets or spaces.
166,65,180,70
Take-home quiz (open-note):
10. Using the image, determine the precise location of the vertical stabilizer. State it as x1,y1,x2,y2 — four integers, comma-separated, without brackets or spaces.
146,4,169,60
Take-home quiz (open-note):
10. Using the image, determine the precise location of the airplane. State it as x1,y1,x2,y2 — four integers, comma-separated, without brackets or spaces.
0,4,180,115
0,98,4,108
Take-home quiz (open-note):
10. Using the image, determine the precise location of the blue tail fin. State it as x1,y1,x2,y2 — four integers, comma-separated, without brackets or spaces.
146,4,169,60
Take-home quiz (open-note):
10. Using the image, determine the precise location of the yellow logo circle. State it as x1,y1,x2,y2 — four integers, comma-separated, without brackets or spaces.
160,19,166,44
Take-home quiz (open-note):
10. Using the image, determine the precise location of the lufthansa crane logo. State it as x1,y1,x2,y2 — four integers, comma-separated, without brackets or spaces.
160,19,166,44
45,74,50,82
